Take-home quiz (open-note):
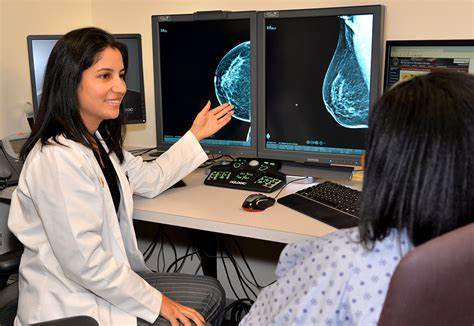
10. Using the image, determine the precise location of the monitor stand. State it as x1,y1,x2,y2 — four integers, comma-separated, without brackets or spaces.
280,161,354,183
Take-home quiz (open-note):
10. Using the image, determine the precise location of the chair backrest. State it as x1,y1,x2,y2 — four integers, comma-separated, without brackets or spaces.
378,223,474,326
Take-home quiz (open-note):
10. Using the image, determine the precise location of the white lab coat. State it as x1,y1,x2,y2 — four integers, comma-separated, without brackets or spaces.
8,131,208,325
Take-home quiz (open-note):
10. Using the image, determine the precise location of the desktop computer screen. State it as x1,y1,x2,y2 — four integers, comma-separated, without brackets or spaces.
384,39,474,90
152,11,257,156
27,34,146,124
257,6,384,166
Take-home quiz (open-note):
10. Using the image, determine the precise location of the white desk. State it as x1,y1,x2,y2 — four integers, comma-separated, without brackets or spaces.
2,169,361,276
2,169,362,244
133,169,362,244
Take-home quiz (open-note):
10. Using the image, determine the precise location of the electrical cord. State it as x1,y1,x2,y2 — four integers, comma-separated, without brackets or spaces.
143,226,161,262
220,245,242,301
194,263,202,275
157,234,166,272
229,237,276,289
199,154,234,168
163,232,178,271
129,147,155,155
272,176,311,200
165,248,196,273
176,245,193,272
140,229,267,324
221,241,257,299
230,300,252,324
225,298,253,325
139,227,271,323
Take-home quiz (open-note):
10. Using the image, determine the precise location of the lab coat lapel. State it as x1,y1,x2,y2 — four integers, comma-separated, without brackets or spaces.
108,150,150,271
88,135,128,257
108,152,134,220
95,134,149,271
94,133,133,220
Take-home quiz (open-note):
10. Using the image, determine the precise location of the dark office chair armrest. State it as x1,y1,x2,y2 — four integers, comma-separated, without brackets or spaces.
0,249,22,290
31,316,99,326
0,250,22,274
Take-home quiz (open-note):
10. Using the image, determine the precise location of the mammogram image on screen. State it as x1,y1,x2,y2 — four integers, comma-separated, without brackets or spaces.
322,14,373,128
265,14,371,153
214,41,251,123
159,19,251,147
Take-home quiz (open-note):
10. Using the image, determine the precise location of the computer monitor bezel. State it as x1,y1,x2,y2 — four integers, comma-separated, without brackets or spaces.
384,39,474,91
151,11,258,156
257,5,384,166
26,33,147,124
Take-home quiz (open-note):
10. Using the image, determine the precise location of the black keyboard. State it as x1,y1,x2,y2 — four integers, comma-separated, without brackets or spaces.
277,181,361,229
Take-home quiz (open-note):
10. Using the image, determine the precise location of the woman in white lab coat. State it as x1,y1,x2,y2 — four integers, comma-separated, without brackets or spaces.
8,27,234,326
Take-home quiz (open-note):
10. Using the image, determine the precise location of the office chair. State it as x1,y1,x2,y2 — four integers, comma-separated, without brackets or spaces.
0,249,98,326
378,223,474,326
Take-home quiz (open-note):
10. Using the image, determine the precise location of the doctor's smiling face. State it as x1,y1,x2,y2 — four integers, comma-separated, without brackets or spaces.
77,46,126,133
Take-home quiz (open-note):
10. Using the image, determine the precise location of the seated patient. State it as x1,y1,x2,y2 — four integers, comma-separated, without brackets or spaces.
240,71,474,325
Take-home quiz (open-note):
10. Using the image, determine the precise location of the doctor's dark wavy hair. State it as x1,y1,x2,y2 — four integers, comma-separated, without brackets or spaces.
20,27,127,163
359,71,473,248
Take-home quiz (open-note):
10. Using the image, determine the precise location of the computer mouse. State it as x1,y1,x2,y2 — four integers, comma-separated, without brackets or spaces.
242,193,276,211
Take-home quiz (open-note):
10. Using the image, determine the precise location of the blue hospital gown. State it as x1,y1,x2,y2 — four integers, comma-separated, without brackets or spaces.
240,227,413,325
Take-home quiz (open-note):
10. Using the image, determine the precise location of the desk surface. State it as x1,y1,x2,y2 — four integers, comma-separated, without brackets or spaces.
1,169,362,244
134,169,362,244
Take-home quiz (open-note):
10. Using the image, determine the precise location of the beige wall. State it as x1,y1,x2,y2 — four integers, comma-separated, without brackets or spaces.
0,0,93,137
1,0,473,145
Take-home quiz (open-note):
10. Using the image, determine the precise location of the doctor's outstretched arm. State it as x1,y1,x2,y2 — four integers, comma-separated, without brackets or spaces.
123,101,234,198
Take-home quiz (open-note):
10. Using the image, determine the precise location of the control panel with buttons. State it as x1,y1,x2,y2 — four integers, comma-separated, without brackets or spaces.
204,158,286,193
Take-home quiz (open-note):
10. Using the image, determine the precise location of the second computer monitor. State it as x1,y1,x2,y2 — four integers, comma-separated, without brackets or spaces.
384,39,474,90
258,6,384,166
152,11,257,156
27,33,146,124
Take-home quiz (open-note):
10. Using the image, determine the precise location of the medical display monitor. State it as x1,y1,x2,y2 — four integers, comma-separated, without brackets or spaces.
258,6,384,166
384,39,474,90
152,11,257,156
27,34,147,124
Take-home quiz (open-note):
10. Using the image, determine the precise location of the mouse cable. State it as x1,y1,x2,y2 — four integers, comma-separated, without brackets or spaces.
273,176,312,200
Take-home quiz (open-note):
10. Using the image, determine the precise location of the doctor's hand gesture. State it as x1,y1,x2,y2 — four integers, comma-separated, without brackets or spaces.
160,295,205,326
190,101,234,141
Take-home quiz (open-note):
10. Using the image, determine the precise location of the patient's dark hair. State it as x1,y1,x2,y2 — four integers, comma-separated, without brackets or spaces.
359,71,473,247
20,27,127,162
